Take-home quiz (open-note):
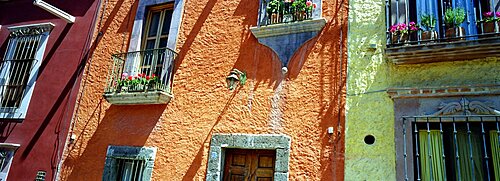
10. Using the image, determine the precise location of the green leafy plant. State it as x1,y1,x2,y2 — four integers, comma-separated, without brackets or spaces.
420,14,437,31
444,8,466,28
292,0,307,12
117,73,160,91
267,0,280,14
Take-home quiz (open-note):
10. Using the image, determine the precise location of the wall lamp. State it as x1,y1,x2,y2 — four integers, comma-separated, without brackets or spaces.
226,69,247,90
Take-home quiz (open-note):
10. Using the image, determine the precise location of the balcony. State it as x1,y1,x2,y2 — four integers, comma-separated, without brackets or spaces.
103,48,177,105
250,0,325,67
385,0,500,64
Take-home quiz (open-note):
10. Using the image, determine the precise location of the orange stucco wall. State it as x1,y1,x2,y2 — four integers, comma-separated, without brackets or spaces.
58,0,348,180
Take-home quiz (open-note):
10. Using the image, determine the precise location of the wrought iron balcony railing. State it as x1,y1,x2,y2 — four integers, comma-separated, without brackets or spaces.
259,0,318,26
104,48,177,97
0,59,35,109
386,0,500,47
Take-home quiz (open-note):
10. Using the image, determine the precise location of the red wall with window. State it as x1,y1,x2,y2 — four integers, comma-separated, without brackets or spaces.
0,0,99,180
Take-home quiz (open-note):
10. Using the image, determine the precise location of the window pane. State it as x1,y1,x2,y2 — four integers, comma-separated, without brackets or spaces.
159,38,168,48
161,10,173,36
147,12,161,37
145,40,155,50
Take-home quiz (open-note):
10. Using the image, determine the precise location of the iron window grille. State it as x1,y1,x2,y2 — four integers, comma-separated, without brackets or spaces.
0,35,41,109
115,159,145,181
402,115,500,180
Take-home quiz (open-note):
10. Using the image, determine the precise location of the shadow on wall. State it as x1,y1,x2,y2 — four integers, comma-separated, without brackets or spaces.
175,0,219,75
182,86,242,181
0,0,94,24
62,102,166,180
232,0,304,90
313,0,348,180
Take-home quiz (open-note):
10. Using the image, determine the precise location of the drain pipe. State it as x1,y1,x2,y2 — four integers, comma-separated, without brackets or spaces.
33,0,75,23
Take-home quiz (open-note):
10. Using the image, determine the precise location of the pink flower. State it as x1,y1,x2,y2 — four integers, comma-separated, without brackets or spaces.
484,12,494,17
496,12,500,17
306,1,312,7
122,73,128,77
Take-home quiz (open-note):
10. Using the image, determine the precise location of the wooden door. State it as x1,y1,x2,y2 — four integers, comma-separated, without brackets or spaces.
223,149,275,181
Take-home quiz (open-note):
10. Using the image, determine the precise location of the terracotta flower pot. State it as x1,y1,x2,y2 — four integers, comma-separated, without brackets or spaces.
482,21,500,34
391,33,409,45
445,27,465,41
271,13,279,24
421,30,438,42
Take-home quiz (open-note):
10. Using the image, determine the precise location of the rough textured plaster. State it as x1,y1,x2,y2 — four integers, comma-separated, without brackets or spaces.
58,0,349,180
345,0,500,180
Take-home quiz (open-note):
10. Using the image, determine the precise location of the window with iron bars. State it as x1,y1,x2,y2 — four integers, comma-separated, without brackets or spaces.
0,35,40,108
115,159,145,181
0,23,52,119
386,0,500,46
402,115,500,180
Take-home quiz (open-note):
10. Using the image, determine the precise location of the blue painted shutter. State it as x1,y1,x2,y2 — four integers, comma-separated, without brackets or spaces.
453,0,478,38
416,0,441,35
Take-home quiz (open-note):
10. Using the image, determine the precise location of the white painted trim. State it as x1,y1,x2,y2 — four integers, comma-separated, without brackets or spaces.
0,143,20,149
33,0,75,23
7,22,55,32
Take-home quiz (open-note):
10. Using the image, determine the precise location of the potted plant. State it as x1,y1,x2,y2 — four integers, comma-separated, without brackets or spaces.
117,73,160,93
420,14,438,41
389,23,409,44
444,7,466,41
267,0,280,24
480,11,500,34
292,0,307,20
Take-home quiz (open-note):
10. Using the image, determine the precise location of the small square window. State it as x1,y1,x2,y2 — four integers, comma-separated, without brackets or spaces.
102,145,156,181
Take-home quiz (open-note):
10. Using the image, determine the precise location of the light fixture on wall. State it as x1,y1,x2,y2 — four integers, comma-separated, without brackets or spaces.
226,69,247,90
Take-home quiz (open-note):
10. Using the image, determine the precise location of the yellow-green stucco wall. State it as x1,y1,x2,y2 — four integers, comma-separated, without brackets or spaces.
345,0,500,180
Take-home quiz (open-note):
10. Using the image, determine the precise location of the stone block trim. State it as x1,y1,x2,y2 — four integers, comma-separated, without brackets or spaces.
102,145,157,181
387,84,500,99
206,134,291,181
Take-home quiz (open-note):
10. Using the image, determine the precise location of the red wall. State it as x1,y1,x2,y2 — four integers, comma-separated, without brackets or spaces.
0,0,98,180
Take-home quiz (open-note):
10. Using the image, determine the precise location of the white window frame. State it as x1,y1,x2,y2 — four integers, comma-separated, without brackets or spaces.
0,23,54,119
123,0,184,75
0,143,20,181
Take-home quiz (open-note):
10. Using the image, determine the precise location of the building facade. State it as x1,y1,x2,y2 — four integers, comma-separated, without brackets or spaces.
346,0,500,180
0,0,99,180
58,0,348,180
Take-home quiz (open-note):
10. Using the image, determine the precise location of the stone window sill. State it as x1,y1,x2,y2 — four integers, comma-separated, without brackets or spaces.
386,36,500,64
103,91,173,105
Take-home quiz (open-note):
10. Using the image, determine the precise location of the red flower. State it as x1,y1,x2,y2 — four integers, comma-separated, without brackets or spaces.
152,74,156,78
306,1,312,7
128,76,133,80
146,76,150,80
313,3,317,8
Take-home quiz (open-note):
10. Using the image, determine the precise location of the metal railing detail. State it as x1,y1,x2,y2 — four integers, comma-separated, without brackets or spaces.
386,0,500,47
402,115,500,180
260,0,317,26
105,48,177,94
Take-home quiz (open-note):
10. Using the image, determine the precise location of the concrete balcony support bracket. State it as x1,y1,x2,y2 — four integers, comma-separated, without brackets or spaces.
250,18,327,67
